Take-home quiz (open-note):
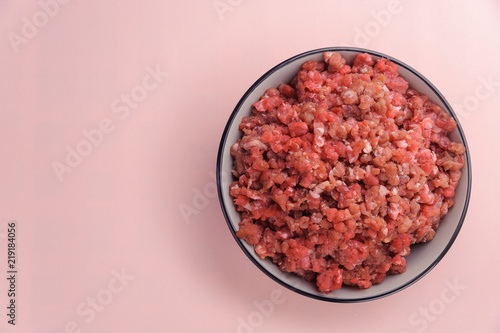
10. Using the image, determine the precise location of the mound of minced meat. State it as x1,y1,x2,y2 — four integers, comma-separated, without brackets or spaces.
229,52,465,293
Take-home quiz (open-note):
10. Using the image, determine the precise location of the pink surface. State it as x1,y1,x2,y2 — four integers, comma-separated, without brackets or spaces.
0,1,499,332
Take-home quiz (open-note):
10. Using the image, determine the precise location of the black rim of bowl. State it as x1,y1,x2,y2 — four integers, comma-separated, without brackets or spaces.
216,47,472,303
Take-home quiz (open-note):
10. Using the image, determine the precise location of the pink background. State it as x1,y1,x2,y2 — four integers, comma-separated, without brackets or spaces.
1,1,499,332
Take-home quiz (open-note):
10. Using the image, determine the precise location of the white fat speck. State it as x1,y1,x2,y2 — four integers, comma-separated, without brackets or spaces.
391,187,398,195
344,90,355,98
363,141,372,154
395,140,408,148
309,191,320,199
379,185,389,196
423,118,433,130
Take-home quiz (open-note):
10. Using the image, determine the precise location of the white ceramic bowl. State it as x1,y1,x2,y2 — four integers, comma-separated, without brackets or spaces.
217,47,471,302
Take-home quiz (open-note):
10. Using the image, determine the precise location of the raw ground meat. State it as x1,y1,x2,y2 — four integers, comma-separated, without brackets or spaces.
230,52,465,293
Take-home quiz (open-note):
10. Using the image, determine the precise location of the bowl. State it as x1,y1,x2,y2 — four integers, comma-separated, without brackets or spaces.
216,47,471,302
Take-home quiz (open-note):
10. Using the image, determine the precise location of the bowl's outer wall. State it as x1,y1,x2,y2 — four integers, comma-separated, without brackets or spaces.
217,47,471,302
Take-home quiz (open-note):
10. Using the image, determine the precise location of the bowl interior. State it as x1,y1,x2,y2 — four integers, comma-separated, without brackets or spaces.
217,48,471,302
